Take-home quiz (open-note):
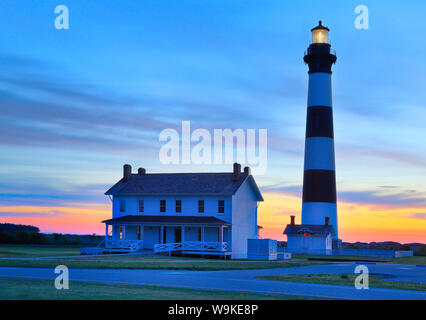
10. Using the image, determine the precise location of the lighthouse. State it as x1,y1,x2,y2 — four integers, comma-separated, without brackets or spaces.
301,21,338,240
283,21,339,254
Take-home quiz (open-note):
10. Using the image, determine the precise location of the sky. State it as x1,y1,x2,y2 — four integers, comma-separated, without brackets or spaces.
0,0,425,243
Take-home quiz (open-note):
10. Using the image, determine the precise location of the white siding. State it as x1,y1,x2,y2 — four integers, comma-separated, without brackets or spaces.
286,234,332,255
231,179,259,259
143,227,160,249
112,195,232,222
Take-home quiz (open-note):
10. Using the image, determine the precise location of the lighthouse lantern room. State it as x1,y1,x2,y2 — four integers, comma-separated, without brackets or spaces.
311,20,329,44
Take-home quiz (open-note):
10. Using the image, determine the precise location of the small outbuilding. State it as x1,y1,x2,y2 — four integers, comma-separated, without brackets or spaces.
283,216,334,255
247,239,277,260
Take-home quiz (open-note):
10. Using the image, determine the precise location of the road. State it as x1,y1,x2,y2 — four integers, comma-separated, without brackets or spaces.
0,263,425,300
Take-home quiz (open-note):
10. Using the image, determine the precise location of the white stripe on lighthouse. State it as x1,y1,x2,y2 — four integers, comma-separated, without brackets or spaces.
307,72,332,107
301,202,338,235
304,137,335,170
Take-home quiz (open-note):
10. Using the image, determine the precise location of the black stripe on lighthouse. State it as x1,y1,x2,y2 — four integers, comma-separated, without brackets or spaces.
302,170,336,203
306,106,334,138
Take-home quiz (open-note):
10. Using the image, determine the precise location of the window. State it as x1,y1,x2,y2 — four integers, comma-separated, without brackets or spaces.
198,200,204,213
119,199,126,212
119,226,124,240
218,200,225,213
175,200,182,213
160,200,166,213
138,200,144,213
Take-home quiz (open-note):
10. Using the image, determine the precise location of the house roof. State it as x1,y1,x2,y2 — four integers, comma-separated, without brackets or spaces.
105,172,263,201
102,215,230,225
283,224,334,236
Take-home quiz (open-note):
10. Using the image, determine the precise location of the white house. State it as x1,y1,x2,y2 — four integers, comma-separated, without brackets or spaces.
102,163,263,259
283,216,334,255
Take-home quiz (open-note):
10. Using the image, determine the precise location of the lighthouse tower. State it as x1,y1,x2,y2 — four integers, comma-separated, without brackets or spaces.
301,21,338,240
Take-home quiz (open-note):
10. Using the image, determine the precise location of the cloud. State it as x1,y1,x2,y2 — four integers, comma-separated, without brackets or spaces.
0,210,65,217
261,184,302,197
412,213,426,219
0,53,289,158
377,185,400,189
0,182,110,208
261,184,426,208
338,190,426,207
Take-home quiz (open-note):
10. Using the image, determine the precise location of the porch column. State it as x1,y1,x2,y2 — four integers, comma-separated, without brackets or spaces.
105,224,108,242
123,225,126,240
182,226,185,242
201,226,205,242
219,226,223,242
160,226,164,244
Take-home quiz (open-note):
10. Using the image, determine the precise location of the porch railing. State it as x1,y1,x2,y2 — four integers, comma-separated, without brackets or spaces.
154,241,228,253
105,239,143,252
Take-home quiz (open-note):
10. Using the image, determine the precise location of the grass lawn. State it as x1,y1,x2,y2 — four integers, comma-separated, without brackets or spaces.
0,246,424,270
0,254,323,270
0,246,81,258
293,254,426,265
258,274,426,291
391,256,426,265
0,278,312,300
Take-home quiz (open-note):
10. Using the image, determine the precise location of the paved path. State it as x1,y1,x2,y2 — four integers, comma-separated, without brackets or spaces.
0,263,425,300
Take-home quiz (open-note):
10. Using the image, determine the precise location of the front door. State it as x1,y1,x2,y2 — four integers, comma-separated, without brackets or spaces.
174,227,182,243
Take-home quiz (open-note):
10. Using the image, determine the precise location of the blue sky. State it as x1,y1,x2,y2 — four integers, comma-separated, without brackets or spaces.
0,1,425,240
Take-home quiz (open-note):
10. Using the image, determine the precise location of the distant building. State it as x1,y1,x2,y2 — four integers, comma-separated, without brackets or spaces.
102,163,263,259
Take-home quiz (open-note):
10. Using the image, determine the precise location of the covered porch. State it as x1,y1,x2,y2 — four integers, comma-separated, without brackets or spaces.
101,215,231,256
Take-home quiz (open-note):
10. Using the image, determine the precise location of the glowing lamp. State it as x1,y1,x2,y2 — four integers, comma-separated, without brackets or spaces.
303,232,309,237
311,20,329,44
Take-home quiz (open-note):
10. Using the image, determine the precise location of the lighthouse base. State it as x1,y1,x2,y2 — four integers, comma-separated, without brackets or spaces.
301,202,338,239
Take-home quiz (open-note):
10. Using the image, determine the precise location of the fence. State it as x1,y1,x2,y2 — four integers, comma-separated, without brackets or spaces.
154,241,228,254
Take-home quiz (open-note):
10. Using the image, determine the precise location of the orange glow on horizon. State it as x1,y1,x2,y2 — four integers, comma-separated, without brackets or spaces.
258,191,426,243
1,193,425,243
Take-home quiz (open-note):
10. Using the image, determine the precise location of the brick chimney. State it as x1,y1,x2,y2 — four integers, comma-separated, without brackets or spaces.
290,215,295,225
123,164,132,182
138,168,146,175
244,166,251,174
233,163,241,181
325,216,330,226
